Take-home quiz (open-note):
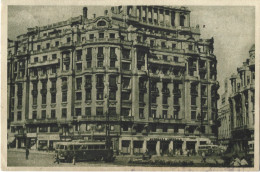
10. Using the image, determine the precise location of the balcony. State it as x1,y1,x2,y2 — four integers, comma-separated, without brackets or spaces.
151,88,159,96
148,58,185,68
173,89,181,95
81,115,117,122
39,74,47,80
30,75,38,80
59,42,74,49
40,88,47,95
84,83,92,90
28,59,59,68
97,53,104,59
110,53,117,60
96,83,104,89
31,89,38,95
120,116,134,122
162,88,170,95
26,118,57,124
109,84,118,90
16,51,29,57
50,87,57,93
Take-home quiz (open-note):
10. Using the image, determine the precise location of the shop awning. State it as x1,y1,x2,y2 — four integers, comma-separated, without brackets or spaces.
8,137,15,144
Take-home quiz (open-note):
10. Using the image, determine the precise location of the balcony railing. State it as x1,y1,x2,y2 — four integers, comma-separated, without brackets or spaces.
151,88,159,96
162,88,170,95
97,53,104,59
96,83,104,88
50,88,57,93
84,83,92,89
173,89,181,95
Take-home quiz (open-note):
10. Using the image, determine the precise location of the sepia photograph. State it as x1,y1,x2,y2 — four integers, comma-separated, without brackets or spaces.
2,0,259,171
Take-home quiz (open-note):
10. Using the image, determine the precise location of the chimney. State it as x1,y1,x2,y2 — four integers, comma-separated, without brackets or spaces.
104,10,108,16
93,13,96,18
83,7,88,19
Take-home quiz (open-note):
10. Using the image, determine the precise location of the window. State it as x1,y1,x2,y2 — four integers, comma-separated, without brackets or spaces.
150,124,156,132
174,126,179,133
174,109,179,119
76,63,82,71
39,126,48,132
51,80,56,89
98,47,104,56
76,78,82,90
33,96,37,105
97,21,106,26
96,107,103,116
122,92,130,100
34,57,38,63
41,110,46,119
151,95,157,103
99,33,104,38
46,43,50,49
86,48,92,60
121,108,130,116
163,126,168,132
150,40,154,47
191,111,196,120
110,60,115,68
109,33,115,38
109,76,117,87
163,95,168,104
87,61,92,68
96,75,104,86
163,110,167,119
109,91,116,100
151,110,156,118
122,78,130,89
67,37,71,43
86,92,91,100
32,111,37,119
62,108,67,118
122,123,128,131
42,94,46,104
51,110,56,119
55,41,59,47
139,93,144,102
191,96,196,106
76,50,82,61
97,60,103,67
174,96,179,105
76,92,82,100
89,34,94,40
85,107,91,116
139,109,144,118
122,49,130,59
163,55,167,61
62,92,67,102
172,43,176,49
97,90,103,100
109,107,116,116
188,44,193,51
51,66,56,73
174,56,178,62
75,108,81,116
161,42,166,48
50,125,59,132
37,45,41,51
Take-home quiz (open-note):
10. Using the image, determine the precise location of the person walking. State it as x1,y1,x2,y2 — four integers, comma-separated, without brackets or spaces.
72,151,76,165
54,153,60,164
201,152,206,163
25,147,29,160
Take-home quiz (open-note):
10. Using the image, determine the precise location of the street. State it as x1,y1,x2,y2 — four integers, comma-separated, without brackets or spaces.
7,149,225,167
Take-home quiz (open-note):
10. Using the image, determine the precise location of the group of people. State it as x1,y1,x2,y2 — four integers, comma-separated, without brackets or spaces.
230,156,248,167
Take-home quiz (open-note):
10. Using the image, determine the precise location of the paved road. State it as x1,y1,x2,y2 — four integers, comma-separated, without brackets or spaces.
7,150,123,167
7,149,224,167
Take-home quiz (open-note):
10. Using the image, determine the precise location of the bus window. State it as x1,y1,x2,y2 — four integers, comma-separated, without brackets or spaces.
88,145,93,150
69,145,73,150
100,145,105,149
94,145,99,150
74,145,81,150
81,145,88,150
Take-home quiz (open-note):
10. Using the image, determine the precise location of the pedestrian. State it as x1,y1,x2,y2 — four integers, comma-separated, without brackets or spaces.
54,153,60,164
201,152,206,163
72,151,76,165
25,147,29,160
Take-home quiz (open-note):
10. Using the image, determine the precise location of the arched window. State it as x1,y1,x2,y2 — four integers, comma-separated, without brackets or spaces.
97,21,106,27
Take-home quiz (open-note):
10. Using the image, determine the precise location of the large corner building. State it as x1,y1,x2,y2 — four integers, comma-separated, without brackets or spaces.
7,6,219,155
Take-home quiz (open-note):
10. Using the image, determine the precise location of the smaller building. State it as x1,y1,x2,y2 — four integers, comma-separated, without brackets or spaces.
217,78,232,147
229,44,255,153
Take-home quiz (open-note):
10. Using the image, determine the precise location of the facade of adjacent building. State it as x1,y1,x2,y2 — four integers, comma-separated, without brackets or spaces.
7,6,219,155
229,44,255,153
217,78,232,146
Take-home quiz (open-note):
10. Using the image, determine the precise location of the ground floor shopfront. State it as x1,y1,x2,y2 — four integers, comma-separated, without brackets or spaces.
118,136,213,156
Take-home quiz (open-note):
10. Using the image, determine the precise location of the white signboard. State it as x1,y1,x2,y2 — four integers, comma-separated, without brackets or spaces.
38,134,60,140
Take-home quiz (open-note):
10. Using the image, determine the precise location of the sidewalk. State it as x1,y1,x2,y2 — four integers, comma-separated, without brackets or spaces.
8,148,55,155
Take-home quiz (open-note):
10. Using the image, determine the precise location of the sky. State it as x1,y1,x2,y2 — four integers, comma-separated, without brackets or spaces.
8,6,255,94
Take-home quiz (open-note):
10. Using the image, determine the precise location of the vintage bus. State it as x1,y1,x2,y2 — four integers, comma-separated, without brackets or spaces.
55,141,115,162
